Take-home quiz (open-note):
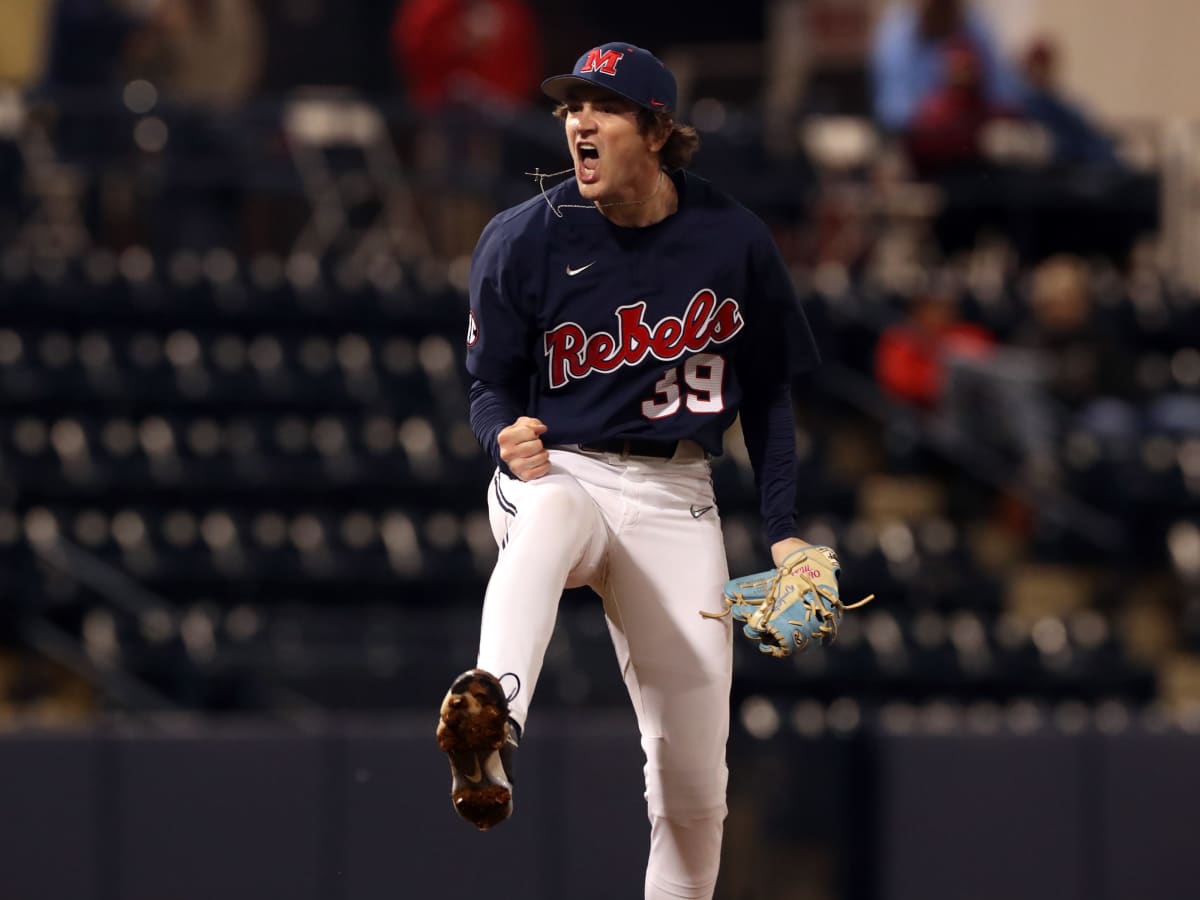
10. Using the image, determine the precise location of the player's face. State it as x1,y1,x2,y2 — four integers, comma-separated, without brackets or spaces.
563,89,665,205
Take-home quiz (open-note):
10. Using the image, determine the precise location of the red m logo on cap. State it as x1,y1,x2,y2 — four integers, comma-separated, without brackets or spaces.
579,49,623,76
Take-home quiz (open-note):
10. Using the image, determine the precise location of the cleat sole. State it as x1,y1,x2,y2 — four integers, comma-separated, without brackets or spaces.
436,669,513,830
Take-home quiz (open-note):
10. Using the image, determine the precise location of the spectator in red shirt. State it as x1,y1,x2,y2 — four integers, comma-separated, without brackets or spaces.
904,36,1021,176
391,0,542,111
875,281,995,409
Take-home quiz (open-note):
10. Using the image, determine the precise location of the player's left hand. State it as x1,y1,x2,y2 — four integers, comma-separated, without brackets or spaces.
770,537,808,568
702,545,874,657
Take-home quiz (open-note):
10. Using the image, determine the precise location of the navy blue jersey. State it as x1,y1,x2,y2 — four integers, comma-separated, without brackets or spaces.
465,170,819,457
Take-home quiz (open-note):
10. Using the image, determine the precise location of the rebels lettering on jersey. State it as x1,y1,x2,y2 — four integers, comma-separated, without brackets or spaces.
544,291,744,389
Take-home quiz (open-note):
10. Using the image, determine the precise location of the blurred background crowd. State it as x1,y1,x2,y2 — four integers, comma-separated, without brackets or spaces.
0,0,1197,750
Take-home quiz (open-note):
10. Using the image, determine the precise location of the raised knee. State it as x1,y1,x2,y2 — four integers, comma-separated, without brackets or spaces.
520,479,595,525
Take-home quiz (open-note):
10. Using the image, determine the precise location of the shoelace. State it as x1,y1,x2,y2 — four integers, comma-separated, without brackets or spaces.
495,672,523,747
497,671,521,704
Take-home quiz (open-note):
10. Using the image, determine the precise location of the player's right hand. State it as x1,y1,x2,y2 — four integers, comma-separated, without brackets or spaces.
498,416,550,481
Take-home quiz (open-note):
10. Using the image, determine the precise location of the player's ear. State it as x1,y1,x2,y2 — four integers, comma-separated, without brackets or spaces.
646,121,671,154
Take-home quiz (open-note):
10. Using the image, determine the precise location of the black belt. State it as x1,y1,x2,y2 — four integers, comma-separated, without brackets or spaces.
578,438,679,459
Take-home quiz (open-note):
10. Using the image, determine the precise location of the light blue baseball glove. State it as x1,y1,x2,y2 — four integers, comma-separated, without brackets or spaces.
702,545,873,657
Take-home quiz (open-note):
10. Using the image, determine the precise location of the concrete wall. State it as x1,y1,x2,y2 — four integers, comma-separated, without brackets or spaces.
0,715,1197,900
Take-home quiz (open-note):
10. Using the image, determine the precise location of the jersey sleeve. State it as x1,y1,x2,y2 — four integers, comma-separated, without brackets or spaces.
468,378,523,476
735,221,817,545
740,224,820,389
466,216,536,384
740,382,800,544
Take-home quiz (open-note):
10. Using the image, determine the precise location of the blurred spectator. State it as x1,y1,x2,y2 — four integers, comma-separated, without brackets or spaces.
39,0,137,90
0,1,52,237
122,0,265,112
390,0,541,111
388,0,544,261
874,259,1135,488
0,0,54,89
763,0,877,157
870,0,1023,134
1015,254,1135,410
990,254,1137,482
903,36,1022,177
117,0,266,254
875,276,996,409
1020,36,1120,168
948,255,1135,485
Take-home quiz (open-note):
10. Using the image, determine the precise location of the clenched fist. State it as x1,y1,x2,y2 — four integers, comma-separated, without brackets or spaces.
498,416,550,481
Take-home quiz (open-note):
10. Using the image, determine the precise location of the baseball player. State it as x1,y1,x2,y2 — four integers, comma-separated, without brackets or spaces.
436,41,822,900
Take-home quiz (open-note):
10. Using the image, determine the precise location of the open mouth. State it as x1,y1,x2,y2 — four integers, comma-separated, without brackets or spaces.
578,143,600,178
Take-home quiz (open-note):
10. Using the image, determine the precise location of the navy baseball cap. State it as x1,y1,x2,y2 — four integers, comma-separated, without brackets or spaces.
541,42,677,115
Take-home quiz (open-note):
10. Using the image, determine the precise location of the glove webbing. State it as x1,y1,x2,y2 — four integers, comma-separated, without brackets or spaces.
701,566,874,650
762,566,873,651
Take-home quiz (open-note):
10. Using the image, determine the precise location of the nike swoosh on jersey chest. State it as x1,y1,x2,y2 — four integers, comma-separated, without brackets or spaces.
540,236,740,334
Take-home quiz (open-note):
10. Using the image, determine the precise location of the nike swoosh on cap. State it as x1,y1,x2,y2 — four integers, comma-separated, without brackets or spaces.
566,261,596,276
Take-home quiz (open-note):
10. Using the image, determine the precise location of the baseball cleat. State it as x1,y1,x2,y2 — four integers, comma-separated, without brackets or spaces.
436,668,520,830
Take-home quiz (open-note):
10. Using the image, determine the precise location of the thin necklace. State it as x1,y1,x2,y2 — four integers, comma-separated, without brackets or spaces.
525,168,667,218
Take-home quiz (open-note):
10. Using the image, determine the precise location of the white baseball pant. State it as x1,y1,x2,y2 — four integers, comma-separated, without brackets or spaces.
476,445,733,900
